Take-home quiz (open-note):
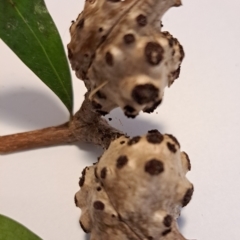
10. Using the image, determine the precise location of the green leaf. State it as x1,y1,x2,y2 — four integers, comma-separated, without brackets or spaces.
0,214,42,240
0,0,73,114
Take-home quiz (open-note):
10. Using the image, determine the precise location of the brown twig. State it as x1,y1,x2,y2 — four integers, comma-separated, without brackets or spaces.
0,95,123,154
0,122,75,154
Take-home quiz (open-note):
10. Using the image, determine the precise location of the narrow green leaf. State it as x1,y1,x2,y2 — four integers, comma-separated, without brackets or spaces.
0,214,42,240
0,0,73,114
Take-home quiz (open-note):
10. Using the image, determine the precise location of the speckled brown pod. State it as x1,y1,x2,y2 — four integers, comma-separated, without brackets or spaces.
75,130,193,239
68,0,184,117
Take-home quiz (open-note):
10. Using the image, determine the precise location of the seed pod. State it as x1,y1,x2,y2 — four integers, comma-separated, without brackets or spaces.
68,0,184,117
75,130,193,239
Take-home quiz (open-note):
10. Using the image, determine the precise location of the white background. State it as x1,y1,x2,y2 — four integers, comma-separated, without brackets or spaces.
1,0,240,239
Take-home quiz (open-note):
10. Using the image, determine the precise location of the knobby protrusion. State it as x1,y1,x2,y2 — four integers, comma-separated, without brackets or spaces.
68,0,185,118
75,132,193,240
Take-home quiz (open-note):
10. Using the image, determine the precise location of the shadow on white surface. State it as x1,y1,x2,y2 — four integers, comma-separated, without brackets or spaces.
106,108,166,137
84,234,90,240
0,88,68,130
75,142,104,164
177,215,186,233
